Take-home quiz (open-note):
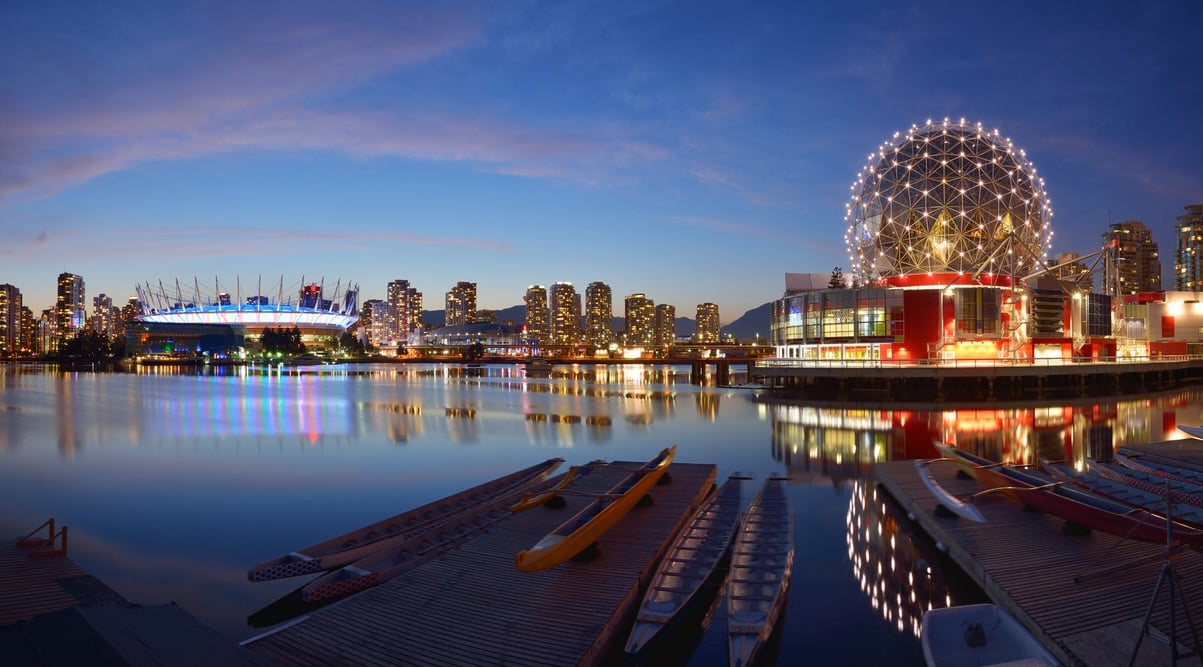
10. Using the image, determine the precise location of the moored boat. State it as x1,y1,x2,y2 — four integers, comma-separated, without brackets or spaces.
248,458,563,582
625,473,747,661
1116,452,1203,486
1040,460,1203,526
1077,458,1203,510
1178,424,1203,440
302,498,513,602
728,476,793,667
920,603,1060,666
515,445,676,573
935,443,1203,549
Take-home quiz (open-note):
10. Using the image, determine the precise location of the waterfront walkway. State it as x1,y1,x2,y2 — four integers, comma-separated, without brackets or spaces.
243,461,717,667
755,357,1203,401
876,441,1203,666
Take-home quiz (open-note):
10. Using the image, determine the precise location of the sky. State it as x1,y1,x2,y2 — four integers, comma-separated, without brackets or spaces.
2,1,1201,323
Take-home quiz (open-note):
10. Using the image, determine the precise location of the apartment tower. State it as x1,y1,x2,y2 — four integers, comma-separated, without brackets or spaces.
654,303,676,346
1174,204,1203,291
524,285,549,346
584,282,613,348
55,272,86,349
1103,221,1161,295
445,281,477,327
623,293,655,346
695,303,720,343
549,282,579,347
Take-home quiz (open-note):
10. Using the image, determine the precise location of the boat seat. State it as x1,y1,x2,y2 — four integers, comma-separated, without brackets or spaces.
729,610,767,624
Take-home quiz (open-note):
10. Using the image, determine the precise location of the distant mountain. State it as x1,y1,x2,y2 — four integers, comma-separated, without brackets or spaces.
421,301,771,342
721,302,771,341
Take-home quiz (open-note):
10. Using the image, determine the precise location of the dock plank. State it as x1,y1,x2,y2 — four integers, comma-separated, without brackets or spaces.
244,461,716,666
877,458,1203,667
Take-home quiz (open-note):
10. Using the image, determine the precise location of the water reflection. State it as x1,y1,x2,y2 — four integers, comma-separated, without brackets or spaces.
846,480,981,639
767,388,1203,472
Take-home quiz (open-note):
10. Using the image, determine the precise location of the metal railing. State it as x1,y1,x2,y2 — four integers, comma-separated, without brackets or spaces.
755,354,1203,370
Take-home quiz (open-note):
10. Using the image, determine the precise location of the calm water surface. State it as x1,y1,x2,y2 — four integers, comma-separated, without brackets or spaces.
2,363,1195,665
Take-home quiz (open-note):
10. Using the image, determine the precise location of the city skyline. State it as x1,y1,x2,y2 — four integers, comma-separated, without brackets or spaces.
2,2,1200,319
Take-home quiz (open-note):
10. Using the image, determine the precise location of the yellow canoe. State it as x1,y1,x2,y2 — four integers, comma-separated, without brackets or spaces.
515,445,676,573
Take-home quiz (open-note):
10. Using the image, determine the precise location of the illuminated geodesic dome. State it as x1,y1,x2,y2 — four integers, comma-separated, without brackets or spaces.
845,118,1053,284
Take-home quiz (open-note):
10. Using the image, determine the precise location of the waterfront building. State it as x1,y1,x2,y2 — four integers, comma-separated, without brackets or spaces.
654,303,676,347
387,280,410,343
1174,204,1203,291
1104,220,1161,294
0,284,20,357
549,282,579,348
524,285,549,347
624,293,655,346
445,281,476,327
55,272,86,350
584,282,613,349
772,118,1081,363
695,303,720,343
420,322,520,349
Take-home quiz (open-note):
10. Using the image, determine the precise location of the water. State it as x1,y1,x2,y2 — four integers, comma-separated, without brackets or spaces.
2,363,1194,665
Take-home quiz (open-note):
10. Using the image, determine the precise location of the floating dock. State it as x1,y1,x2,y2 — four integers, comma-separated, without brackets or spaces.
877,444,1203,666
244,461,716,666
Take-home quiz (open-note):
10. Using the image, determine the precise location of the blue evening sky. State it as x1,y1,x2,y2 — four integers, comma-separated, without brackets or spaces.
2,1,1199,322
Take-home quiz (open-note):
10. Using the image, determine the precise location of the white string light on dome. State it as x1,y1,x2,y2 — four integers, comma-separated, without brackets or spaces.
844,119,1053,283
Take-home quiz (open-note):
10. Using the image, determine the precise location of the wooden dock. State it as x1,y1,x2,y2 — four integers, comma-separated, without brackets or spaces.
0,538,125,626
244,461,717,666
877,457,1203,666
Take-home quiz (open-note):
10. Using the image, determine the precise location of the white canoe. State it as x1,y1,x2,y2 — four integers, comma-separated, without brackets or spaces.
728,476,793,667
921,603,1060,666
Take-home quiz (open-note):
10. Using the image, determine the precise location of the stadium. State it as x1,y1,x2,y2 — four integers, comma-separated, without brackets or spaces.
128,277,360,358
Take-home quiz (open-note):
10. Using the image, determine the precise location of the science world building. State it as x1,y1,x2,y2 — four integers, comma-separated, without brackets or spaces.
770,118,1115,364
128,277,359,357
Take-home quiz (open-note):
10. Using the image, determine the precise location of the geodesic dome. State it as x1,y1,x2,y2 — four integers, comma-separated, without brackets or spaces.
845,118,1053,284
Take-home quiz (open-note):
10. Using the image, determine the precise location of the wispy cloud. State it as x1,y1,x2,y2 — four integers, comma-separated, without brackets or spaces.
0,4,669,204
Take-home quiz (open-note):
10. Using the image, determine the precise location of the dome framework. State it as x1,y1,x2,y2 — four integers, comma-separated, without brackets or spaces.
845,118,1053,285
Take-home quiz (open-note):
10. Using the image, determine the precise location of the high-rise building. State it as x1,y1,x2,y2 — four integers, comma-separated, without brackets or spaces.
0,284,21,357
624,293,655,346
585,282,613,348
1103,221,1161,295
121,297,142,328
387,280,411,342
1174,204,1203,291
1050,253,1093,293
56,272,86,349
92,293,120,339
695,303,720,343
445,281,476,327
549,282,579,347
406,288,423,332
18,306,34,357
524,285,549,346
360,299,387,345
654,303,676,346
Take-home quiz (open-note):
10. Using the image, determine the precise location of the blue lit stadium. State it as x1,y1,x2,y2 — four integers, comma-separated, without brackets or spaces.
135,277,359,334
